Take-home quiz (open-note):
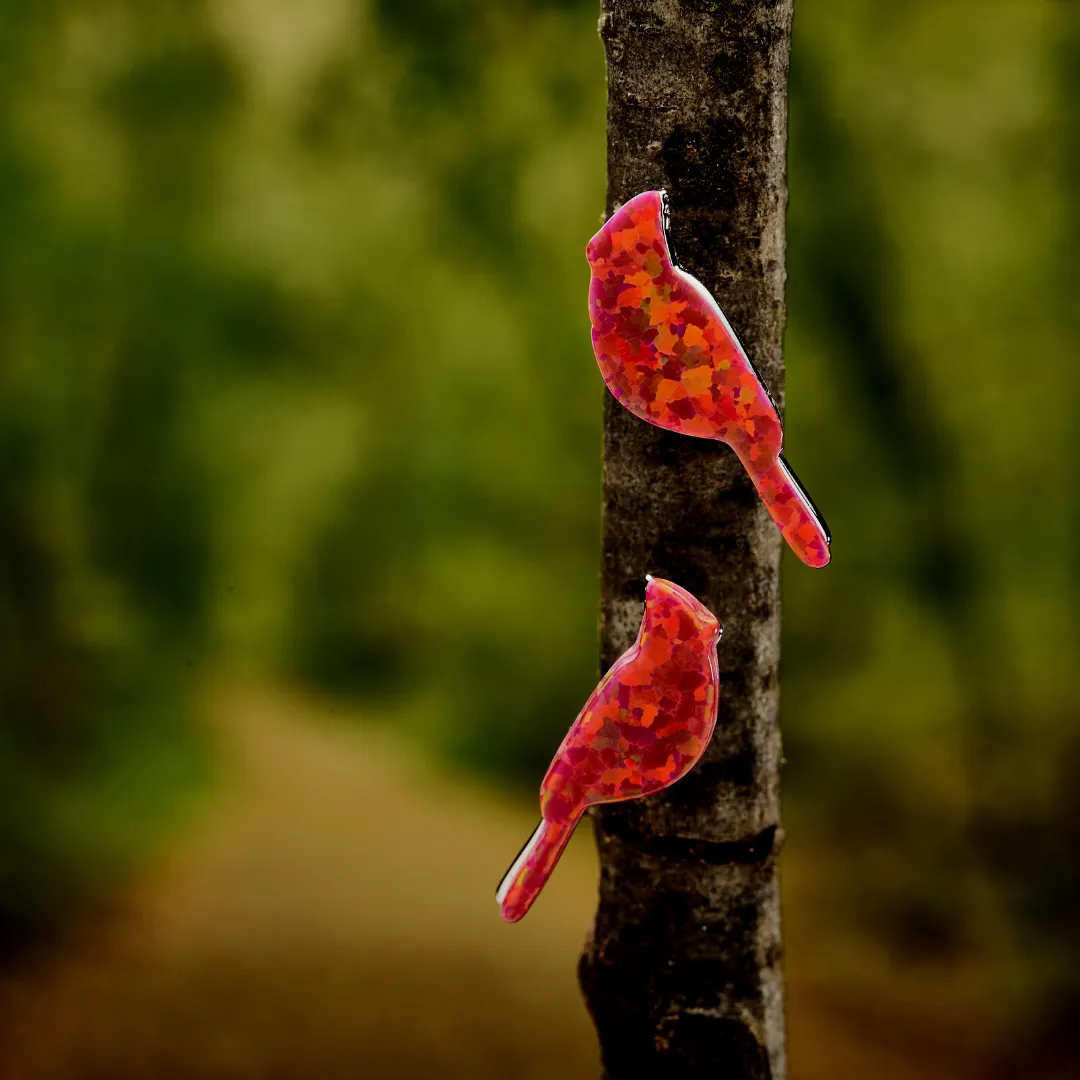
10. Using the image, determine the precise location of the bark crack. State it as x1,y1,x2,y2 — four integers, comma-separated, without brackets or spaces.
598,822,780,866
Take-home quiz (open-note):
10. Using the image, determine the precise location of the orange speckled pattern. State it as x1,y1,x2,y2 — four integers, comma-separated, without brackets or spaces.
587,190,831,569
497,578,721,922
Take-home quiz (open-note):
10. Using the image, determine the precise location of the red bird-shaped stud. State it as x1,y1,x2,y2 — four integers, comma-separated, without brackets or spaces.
587,190,831,569
497,577,721,922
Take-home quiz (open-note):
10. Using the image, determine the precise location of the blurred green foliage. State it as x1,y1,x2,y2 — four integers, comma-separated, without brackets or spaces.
0,0,1076,1056
784,4,1079,1039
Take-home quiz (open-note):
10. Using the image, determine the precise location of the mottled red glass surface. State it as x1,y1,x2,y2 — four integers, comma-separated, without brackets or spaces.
497,578,721,922
587,190,831,569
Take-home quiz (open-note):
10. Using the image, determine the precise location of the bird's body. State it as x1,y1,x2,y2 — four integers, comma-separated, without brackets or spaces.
497,577,721,922
587,189,831,569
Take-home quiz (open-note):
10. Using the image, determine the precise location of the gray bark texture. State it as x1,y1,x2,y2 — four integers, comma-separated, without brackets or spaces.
578,2,793,1078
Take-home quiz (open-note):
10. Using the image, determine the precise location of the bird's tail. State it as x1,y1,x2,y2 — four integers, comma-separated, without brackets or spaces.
751,455,831,568
497,815,579,923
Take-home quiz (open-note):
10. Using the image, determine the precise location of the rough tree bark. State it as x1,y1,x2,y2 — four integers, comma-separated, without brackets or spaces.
578,2,793,1078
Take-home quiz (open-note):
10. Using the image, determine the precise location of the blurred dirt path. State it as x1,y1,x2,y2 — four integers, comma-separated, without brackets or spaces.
0,683,601,1080
0,682,988,1080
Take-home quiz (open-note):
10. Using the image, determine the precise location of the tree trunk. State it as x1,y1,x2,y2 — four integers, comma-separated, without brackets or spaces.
578,2,793,1078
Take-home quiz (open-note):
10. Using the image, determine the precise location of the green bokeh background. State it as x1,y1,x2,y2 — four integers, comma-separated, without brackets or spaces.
0,0,1076,1071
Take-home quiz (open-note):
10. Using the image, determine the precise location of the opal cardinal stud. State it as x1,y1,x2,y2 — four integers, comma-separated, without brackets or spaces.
497,577,721,922
587,190,831,568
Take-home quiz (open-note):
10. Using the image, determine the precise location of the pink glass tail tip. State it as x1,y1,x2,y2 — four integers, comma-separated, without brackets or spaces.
497,815,578,922
753,455,831,568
